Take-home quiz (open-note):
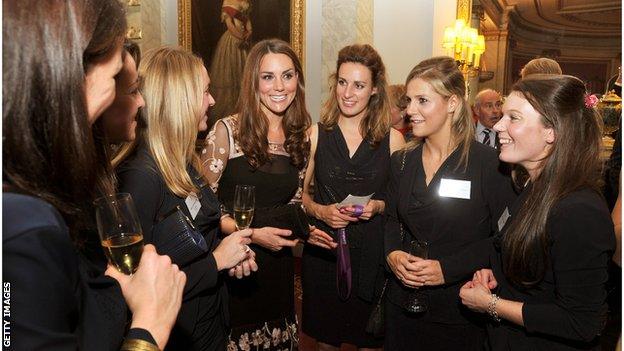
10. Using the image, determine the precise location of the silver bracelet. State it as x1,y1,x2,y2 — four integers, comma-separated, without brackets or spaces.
487,294,501,322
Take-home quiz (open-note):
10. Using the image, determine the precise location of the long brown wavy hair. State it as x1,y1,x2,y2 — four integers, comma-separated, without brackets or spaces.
502,75,604,288
237,39,311,170
321,44,392,146
3,0,126,241
404,56,474,170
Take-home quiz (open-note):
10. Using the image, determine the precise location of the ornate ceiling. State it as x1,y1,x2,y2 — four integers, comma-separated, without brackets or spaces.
479,0,621,56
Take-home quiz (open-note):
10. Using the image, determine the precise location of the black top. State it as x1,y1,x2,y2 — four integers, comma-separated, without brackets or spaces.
309,124,391,302
117,146,226,350
487,186,615,350
217,151,298,328
2,193,155,350
384,141,517,324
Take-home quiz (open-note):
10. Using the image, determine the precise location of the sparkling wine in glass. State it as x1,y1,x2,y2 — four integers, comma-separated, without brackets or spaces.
233,185,255,230
95,193,144,275
403,240,429,313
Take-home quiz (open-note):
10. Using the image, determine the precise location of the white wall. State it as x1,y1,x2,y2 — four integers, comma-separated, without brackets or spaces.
305,0,323,121
161,0,178,46
373,0,457,85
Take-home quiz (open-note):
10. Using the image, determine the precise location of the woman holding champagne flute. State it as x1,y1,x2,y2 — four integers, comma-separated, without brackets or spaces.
201,38,312,350
3,1,185,349
383,57,516,350
116,47,255,351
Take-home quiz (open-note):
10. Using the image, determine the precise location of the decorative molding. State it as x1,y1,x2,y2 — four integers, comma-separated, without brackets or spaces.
126,26,143,40
457,0,471,22
127,0,140,6
177,0,191,51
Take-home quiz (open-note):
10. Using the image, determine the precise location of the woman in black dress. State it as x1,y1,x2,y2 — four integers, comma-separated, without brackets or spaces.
117,47,255,350
302,44,405,350
460,75,614,350
201,39,313,350
3,1,185,349
383,57,516,350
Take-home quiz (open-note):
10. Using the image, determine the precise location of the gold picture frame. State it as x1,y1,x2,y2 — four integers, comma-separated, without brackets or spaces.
177,0,305,65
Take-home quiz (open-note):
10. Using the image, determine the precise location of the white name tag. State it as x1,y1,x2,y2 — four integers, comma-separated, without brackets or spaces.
185,193,201,220
497,207,510,232
438,179,471,200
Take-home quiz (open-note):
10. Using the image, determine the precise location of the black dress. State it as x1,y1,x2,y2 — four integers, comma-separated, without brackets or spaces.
301,124,390,347
486,186,615,351
3,193,157,350
117,146,227,351
383,142,517,351
207,116,300,351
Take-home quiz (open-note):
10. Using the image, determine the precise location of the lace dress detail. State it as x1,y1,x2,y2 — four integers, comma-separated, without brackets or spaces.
201,114,303,350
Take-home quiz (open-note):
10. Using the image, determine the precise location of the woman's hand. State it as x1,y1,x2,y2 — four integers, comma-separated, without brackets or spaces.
472,269,498,290
459,279,492,313
251,226,298,251
306,225,337,250
317,203,359,229
228,249,258,279
339,200,384,221
213,229,253,270
411,258,445,286
386,250,422,288
105,244,186,350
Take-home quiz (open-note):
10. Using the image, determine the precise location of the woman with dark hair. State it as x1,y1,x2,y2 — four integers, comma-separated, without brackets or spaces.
460,75,614,350
383,56,516,350
201,38,312,350
301,44,405,350
3,1,185,350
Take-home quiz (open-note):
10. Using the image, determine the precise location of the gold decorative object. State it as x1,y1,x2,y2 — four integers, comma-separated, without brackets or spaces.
442,19,486,78
597,90,621,155
126,26,142,40
126,0,140,6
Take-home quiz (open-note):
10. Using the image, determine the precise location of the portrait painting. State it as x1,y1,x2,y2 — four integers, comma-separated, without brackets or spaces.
178,0,304,127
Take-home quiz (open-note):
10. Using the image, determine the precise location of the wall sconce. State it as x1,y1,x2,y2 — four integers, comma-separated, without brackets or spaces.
442,19,485,77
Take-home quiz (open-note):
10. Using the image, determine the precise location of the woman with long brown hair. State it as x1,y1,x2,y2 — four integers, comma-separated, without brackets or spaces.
3,1,185,349
383,56,516,350
460,75,614,350
301,44,405,350
201,38,311,350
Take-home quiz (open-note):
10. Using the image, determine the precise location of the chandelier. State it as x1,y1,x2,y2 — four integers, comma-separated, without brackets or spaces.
442,19,485,77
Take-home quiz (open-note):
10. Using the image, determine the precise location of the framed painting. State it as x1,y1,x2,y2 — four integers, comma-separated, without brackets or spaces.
178,0,305,125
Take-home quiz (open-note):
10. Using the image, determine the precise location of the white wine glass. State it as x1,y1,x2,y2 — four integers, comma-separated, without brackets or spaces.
403,240,429,313
94,193,144,275
233,185,255,230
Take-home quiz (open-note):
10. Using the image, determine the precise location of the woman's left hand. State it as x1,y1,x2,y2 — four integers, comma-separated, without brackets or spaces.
307,225,337,250
339,200,383,221
228,250,258,279
410,258,445,286
459,280,491,313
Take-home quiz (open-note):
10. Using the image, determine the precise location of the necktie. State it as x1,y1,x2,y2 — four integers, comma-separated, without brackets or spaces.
482,129,491,146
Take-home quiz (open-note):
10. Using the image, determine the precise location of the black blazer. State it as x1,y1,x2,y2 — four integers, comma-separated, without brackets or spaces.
384,141,517,324
117,146,227,346
3,193,130,350
487,187,615,350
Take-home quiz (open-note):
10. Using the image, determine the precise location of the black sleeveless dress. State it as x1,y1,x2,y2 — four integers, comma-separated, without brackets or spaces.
301,124,390,347
216,120,300,350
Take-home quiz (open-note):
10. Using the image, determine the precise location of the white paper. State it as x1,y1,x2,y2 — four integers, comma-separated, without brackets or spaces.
336,193,374,208
438,179,471,200
185,193,201,220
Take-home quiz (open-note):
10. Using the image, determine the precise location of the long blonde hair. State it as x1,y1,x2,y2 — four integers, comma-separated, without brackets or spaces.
321,44,391,146
404,56,474,169
125,47,205,197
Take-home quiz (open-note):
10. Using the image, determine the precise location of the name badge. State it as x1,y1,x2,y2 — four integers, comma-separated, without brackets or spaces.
438,179,471,200
185,193,201,220
497,207,510,232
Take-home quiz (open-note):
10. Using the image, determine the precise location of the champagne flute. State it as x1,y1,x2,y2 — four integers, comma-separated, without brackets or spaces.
403,240,429,313
94,193,144,275
233,185,255,230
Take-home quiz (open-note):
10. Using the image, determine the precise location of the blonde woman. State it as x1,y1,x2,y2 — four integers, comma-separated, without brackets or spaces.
116,47,256,351
383,56,516,350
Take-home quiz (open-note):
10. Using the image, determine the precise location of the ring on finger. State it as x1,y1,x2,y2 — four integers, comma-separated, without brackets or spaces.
244,244,250,253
